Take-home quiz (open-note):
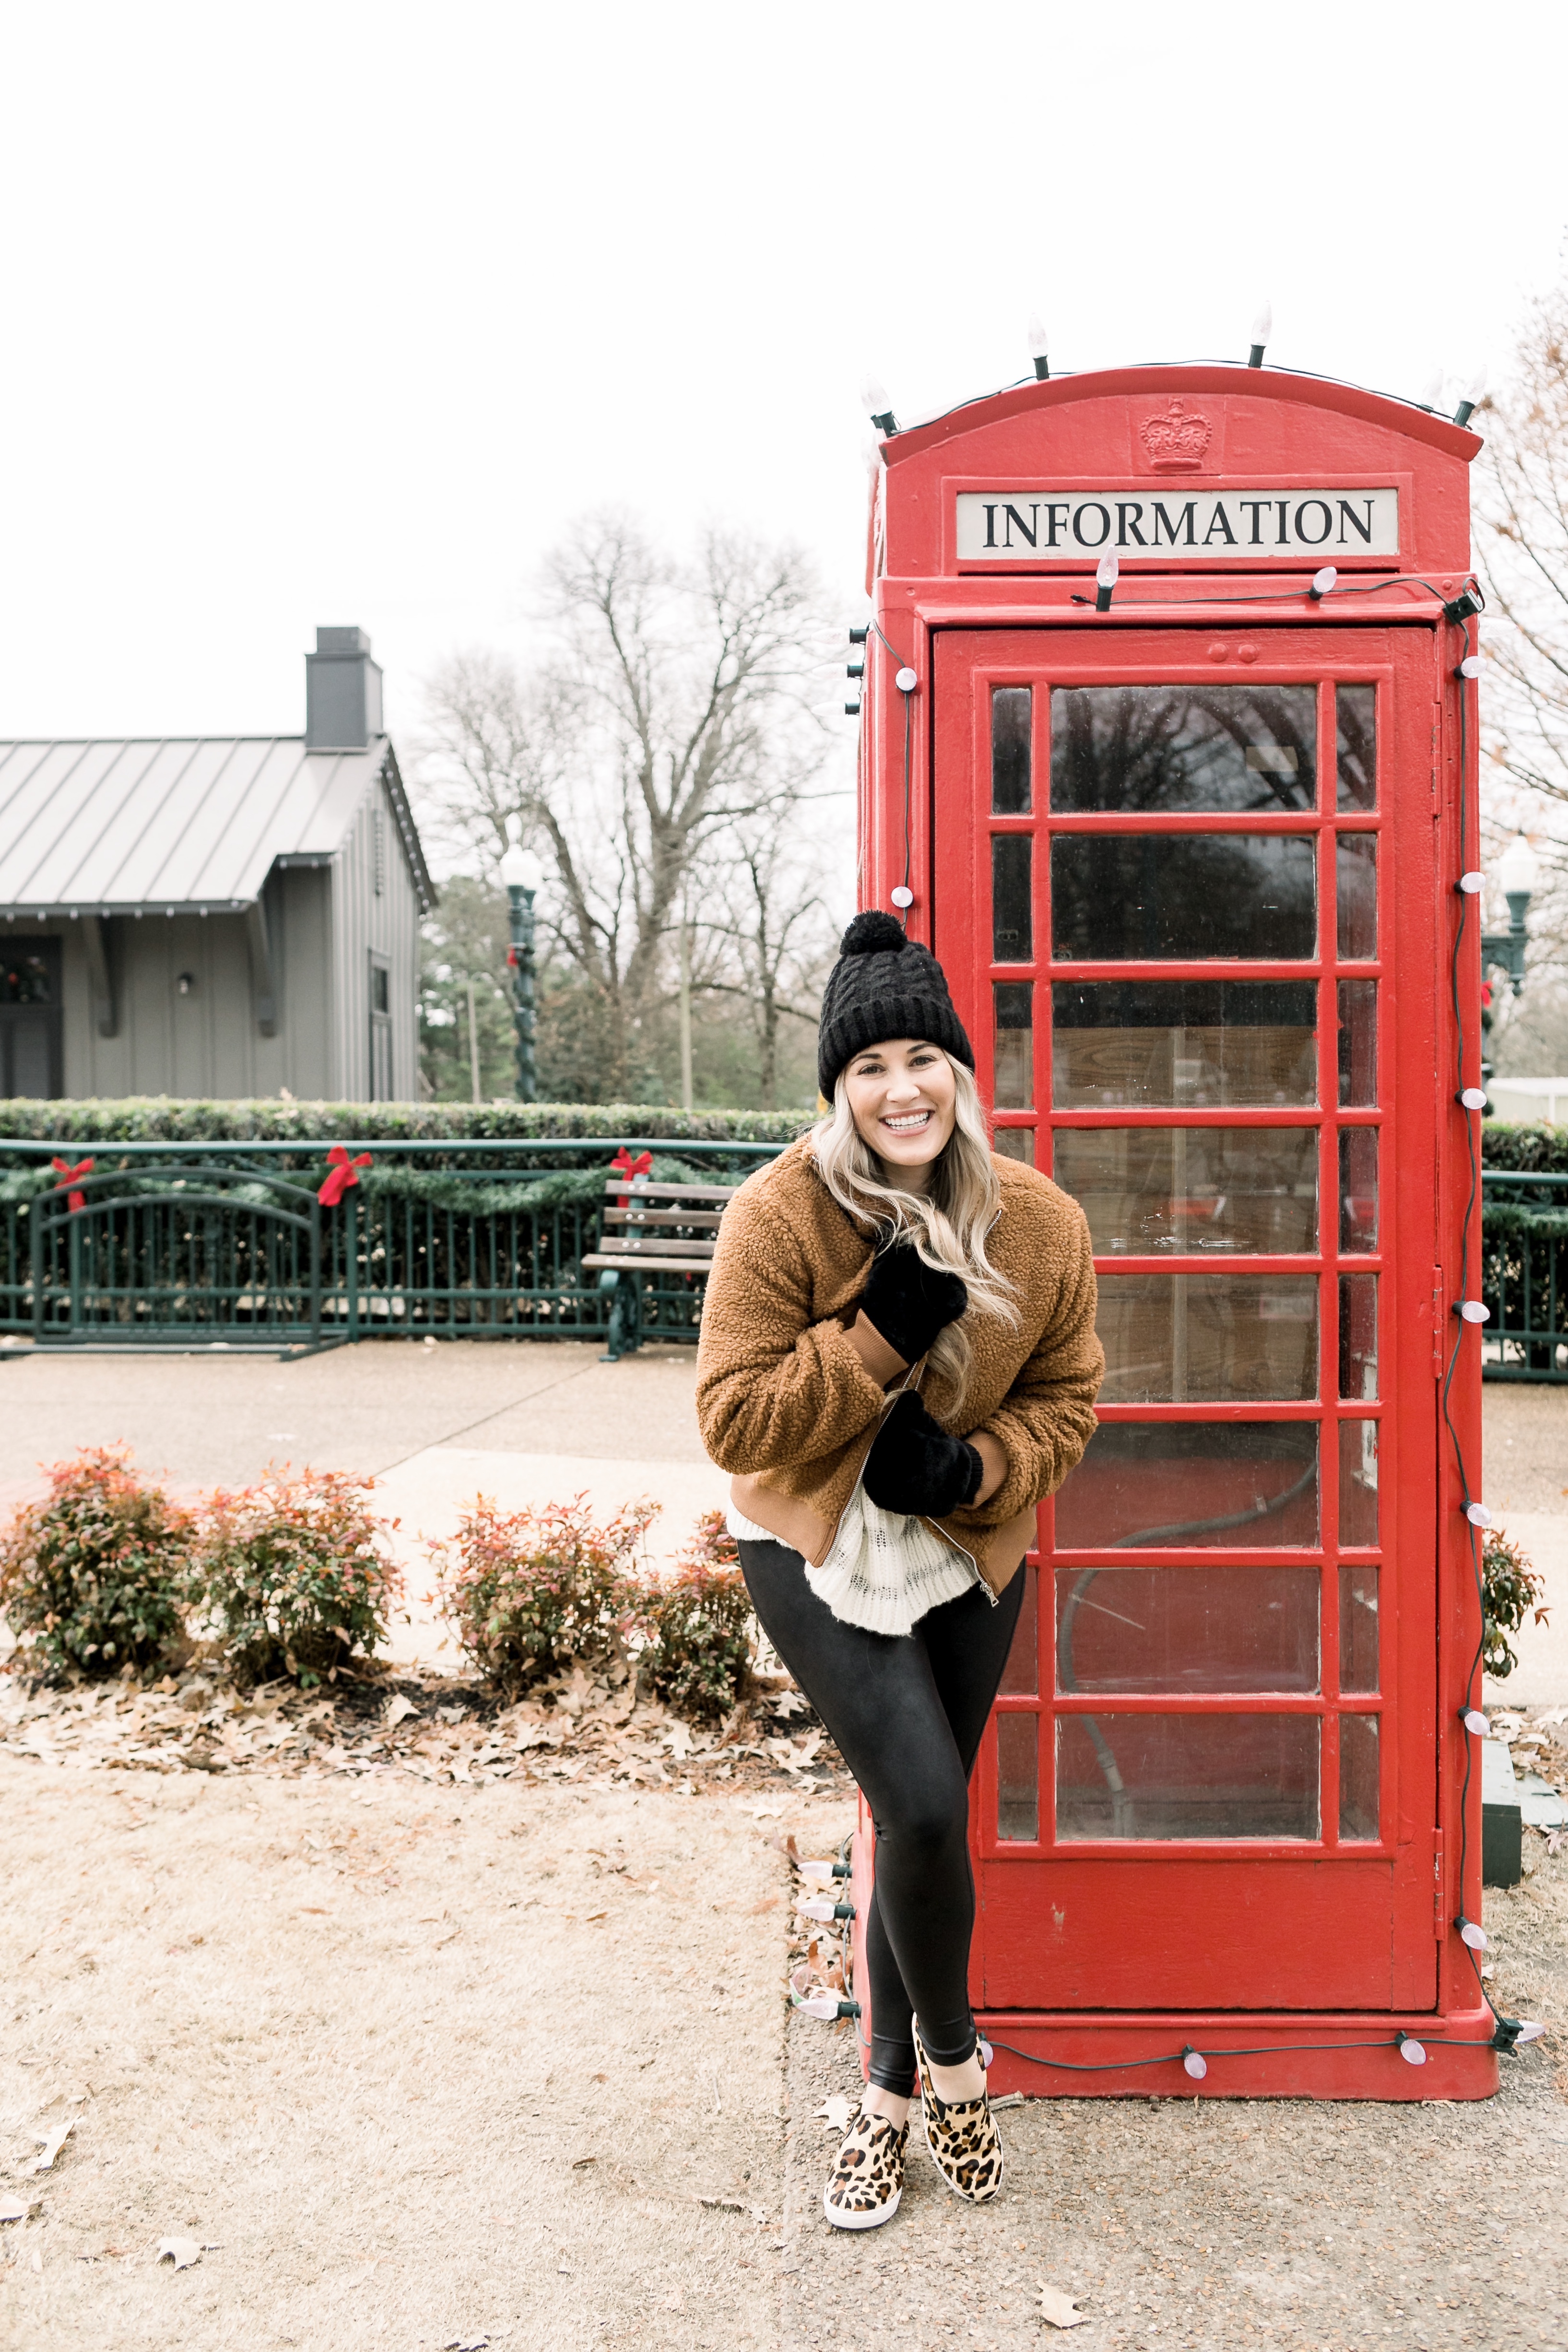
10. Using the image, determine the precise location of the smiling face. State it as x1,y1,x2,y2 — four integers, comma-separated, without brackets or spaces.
840,1038,957,1188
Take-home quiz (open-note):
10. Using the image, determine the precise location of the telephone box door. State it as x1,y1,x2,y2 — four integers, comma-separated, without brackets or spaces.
933,626,1440,2014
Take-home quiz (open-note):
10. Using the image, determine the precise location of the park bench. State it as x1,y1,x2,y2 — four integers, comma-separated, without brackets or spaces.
580,1174,737,1361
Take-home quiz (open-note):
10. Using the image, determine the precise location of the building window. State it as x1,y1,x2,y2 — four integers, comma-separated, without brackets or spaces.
1,939,63,1097
369,953,392,1100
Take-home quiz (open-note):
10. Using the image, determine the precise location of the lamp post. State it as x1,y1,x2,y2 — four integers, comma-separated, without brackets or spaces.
499,838,544,1103
1479,832,1538,1085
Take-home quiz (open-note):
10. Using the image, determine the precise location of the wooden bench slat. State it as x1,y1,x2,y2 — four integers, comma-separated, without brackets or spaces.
581,1251,715,1273
600,1180,737,1202
592,1235,717,1259
601,1208,725,1230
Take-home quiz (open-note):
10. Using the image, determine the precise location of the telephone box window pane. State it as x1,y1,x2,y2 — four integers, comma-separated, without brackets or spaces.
1336,833,1377,960
999,1564,1038,1695
997,1711,1039,1841
1055,1420,1320,1550
1054,1126,1318,1255
994,1128,1035,1165
992,835,1033,963
991,686,1033,814
993,982,1033,1107
1338,1274,1378,1399
1051,684,1317,813
1051,981,1317,1107
1055,1564,1320,1693
1340,1565,1379,1693
1336,684,1377,811
1096,1273,1318,1403
1337,980,1377,1106
1339,1419,1379,1546
1051,835,1317,962
1339,1128,1378,1252
1338,1713,1379,1840
1056,1713,1320,1840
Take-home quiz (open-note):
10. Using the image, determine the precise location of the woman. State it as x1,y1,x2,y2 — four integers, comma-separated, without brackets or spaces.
696,912,1102,2229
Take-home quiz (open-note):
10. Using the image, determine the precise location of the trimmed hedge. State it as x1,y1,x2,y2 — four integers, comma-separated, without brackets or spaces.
1482,1119,1568,1175
0,1098,815,1150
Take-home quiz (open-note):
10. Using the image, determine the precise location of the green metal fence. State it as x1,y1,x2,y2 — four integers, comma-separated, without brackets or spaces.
1481,1169,1568,1382
0,1139,783,1352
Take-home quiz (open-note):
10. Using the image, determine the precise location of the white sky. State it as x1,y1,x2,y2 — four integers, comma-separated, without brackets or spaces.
2,0,1565,757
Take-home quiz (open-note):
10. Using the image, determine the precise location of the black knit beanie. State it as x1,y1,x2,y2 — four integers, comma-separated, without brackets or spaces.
816,912,975,1099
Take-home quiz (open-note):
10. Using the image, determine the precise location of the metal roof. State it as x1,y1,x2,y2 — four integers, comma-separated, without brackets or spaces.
0,734,435,917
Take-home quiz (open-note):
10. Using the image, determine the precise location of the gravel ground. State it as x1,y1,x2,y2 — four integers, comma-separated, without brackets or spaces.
775,1839,1568,2352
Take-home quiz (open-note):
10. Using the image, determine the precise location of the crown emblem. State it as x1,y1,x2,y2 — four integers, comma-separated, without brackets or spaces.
1140,398,1212,472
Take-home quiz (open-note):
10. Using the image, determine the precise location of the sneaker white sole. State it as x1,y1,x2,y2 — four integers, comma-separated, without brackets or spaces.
823,2181,902,2230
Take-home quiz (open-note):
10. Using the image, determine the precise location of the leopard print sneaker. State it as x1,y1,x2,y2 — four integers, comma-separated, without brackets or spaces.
911,2017,1004,2204
822,2098,908,2230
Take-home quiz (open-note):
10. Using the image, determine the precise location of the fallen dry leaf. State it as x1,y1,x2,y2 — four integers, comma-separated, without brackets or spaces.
156,2237,208,2270
0,2192,33,2222
1037,2283,1087,2328
385,1694,418,1728
30,2119,74,2173
814,2094,855,2133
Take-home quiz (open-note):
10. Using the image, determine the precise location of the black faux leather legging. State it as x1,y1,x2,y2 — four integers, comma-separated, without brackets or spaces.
738,1538,1024,2097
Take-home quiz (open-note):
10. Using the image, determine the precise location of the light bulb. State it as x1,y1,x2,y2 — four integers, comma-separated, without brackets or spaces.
1460,364,1487,405
1095,551,1119,612
1397,2033,1427,2066
1459,1088,1488,1111
796,1860,836,1883
1465,1502,1492,1528
1027,311,1050,380
1250,299,1273,345
796,1992,840,2021
896,666,919,693
1458,1918,1488,1951
1309,566,1338,600
979,2039,993,2069
890,885,914,909
1457,654,1482,679
1182,2049,1208,2081
1420,366,1446,407
861,375,890,418
1516,2020,1545,2043
1496,833,1539,896
1458,871,1485,894
1459,1300,1489,1324
1462,1707,1489,1735
796,1898,837,1923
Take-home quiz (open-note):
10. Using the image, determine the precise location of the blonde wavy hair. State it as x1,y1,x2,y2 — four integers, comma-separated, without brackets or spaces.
811,1053,1017,1410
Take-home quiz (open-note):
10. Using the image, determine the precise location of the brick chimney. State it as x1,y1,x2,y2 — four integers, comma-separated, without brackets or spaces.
305,626,383,751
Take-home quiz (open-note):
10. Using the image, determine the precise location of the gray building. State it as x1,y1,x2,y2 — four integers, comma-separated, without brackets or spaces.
0,628,434,1101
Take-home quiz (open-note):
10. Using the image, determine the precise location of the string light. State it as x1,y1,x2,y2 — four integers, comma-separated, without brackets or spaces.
1465,1501,1492,1528
1456,1917,1488,1952
1095,553,1119,613
1181,2048,1208,2081
1308,566,1337,600
1248,299,1272,368
1420,366,1446,408
796,1898,856,1924
1458,1088,1488,1111
1458,871,1485,895
1456,1300,1490,1324
891,885,915,909
1453,366,1486,429
1462,1707,1489,1735
1027,313,1050,381
1396,2032,1427,2066
896,666,919,693
861,376,898,435
1456,654,1482,679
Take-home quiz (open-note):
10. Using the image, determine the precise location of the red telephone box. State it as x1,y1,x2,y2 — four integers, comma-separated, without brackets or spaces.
847,365,1500,2099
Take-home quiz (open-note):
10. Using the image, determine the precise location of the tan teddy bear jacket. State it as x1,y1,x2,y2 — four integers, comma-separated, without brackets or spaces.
694,1136,1103,1598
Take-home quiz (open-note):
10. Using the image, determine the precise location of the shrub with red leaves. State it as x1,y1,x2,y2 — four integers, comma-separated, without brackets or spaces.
433,1492,656,1700
0,1447,194,1682
193,1467,402,1689
636,1509,754,1722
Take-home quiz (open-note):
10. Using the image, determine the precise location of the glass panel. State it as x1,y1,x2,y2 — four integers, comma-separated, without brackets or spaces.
1338,1274,1378,1399
1337,981,1377,1106
1054,1126,1318,1255
1336,833,1377,960
1339,1419,1379,1546
1096,1273,1318,1402
997,1711,1039,1841
1050,684,1317,813
1338,1128,1378,1252
1056,1713,1320,1839
993,982,1033,1107
1336,684,1377,811
1051,835,1317,962
1055,1421,1320,1549
994,1127,1035,1165
1051,980,1317,1107
1339,1565,1379,1693
2,952,53,1003
1055,1564,1320,1693
1338,1712,1379,1840
992,834,1033,963
1000,1564,1038,1695
991,686,1032,814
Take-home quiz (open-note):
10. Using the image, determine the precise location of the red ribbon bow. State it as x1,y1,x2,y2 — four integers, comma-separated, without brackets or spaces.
611,1146,652,1200
318,1145,372,1208
51,1156,94,1213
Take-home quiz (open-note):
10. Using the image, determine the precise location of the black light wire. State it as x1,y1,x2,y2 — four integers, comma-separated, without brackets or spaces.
812,578,1537,2084
859,618,916,929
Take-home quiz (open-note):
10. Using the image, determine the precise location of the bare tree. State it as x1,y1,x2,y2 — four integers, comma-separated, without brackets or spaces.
414,513,839,1101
